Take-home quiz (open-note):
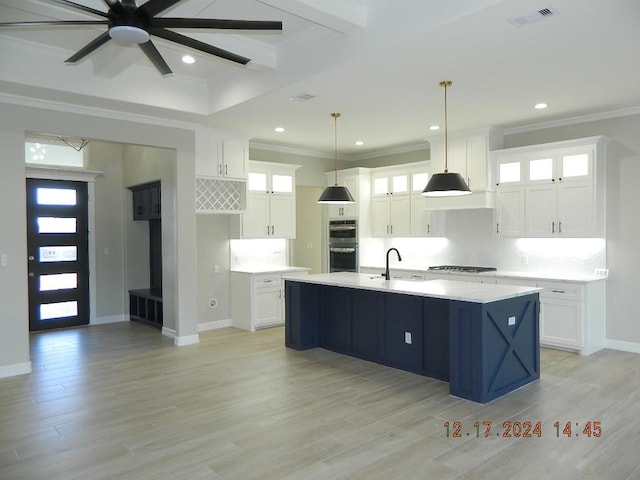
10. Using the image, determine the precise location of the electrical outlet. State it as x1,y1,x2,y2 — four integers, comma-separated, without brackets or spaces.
508,316,516,326
405,332,412,344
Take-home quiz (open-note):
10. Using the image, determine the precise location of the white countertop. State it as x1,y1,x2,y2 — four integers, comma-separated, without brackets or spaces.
283,272,541,303
231,266,311,274
360,265,606,283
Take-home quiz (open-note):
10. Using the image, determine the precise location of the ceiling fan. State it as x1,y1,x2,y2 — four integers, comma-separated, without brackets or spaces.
0,0,283,75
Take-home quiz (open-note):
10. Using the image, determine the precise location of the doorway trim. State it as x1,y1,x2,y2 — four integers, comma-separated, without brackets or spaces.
26,165,102,326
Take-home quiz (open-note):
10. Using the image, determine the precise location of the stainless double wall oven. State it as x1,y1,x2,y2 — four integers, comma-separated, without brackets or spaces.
328,219,358,272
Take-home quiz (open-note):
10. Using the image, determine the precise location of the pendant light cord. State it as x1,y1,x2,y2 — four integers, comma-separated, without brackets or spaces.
440,81,452,174
331,112,341,186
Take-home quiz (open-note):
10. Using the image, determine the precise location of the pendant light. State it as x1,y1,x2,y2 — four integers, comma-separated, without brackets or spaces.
422,81,471,197
317,112,355,204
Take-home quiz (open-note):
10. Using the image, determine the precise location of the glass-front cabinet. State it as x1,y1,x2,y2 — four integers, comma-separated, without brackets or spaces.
492,136,606,238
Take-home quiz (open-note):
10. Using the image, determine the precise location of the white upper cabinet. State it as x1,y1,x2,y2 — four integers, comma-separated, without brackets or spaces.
429,128,503,192
231,161,299,239
324,168,372,225
492,136,607,238
195,128,248,180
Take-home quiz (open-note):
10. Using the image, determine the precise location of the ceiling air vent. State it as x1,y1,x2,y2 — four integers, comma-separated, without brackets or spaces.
509,7,557,27
288,93,317,102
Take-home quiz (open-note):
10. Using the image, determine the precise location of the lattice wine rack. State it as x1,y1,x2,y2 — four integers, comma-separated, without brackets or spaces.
196,177,246,213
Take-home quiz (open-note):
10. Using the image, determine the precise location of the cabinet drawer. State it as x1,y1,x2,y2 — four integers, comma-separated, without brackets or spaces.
252,274,282,289
537,281,582,300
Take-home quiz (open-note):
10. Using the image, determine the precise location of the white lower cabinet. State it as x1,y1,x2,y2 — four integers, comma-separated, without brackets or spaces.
497,277,605,355
231,272,284,332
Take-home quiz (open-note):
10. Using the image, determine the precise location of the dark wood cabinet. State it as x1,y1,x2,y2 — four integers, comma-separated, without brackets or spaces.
130,181,160,221
129,289,163,328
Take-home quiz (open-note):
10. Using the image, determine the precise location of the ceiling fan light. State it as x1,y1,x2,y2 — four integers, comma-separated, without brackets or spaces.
109,25,150,44
422,172,472,196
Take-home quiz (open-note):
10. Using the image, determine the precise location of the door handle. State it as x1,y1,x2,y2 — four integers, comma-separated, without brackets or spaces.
28,256,35,261
28,272,35,278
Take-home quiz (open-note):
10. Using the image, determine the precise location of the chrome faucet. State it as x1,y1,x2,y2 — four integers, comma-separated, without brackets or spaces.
384,248,402,280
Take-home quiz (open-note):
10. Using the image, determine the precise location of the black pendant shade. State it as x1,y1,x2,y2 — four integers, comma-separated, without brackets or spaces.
422,172,471,197
317,185,355,203
422,80,472,197
318,112,355,204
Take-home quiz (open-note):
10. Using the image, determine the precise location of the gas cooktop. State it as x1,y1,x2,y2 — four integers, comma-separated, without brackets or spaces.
428,265,497,274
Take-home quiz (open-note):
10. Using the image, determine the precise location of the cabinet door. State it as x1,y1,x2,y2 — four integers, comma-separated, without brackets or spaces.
540,298,581,349
242,192,270,238
221,140,247,179
371,196,391,237
270,195,295,238
557,182,593,236
132,189,149,220
253,288,282,328
410,195,428,236
525,184,557,236
495,188,524,237
326,175,359,219
148,185,161,220
389,195,410,236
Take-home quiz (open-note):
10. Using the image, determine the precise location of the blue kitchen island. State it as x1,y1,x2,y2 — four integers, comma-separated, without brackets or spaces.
284,272,541,403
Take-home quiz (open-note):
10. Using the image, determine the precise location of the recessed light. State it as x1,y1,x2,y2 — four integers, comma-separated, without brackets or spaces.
182,55,195,64
354,140,364,146
534,102,548,110
430,125,440,131
274,127,285,133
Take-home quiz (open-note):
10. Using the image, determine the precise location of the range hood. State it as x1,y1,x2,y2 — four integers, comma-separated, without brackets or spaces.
424,190,494,210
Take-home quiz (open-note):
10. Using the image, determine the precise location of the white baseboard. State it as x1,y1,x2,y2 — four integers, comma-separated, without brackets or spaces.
0,361,32,379
161,326,176,339
605,339,640,354
161,327,200,346
92,314,127,325
174,334,200,346
198,319,233,332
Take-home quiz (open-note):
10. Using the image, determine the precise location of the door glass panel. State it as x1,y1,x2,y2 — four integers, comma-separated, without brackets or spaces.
562,154,589,177
39,246,77,262
499,162,521,183
271,174,292,193
37,217,77,234
248,172,267,192
40,273,78,291
40,301,78,320
529,158,553,181
412,173,429,192
36,188,77,206
373,177,388,195
392,175,408,193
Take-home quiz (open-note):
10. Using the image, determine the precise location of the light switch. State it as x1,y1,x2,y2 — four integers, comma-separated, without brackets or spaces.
508,316,516,326
405,331,412,344
1,254,7,267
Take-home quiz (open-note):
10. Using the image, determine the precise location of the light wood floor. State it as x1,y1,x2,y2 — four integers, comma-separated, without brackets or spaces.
1,322,640,480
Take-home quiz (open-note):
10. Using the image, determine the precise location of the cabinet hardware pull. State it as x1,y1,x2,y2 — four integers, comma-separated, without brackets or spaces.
551,289,566,294
390,225,393,234
218,164,223,175
225,164,228,175
559,221,562,233
552,221,555,234
496,223,499,234
271,225,274,235
427,224,430,234
267,225,270,235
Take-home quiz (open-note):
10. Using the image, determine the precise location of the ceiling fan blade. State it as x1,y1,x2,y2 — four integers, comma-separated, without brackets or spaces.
0,20,108,27
102,0,126,14
139,40,173,75
65,31,111,63
150,27,250,65
48,0,109,18
138,0,184,18
151,18,283,31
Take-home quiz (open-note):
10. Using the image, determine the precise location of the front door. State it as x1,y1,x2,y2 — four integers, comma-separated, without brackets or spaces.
26,178,89,331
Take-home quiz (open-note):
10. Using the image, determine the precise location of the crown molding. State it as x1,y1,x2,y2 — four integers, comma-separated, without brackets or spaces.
503,106,640,135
